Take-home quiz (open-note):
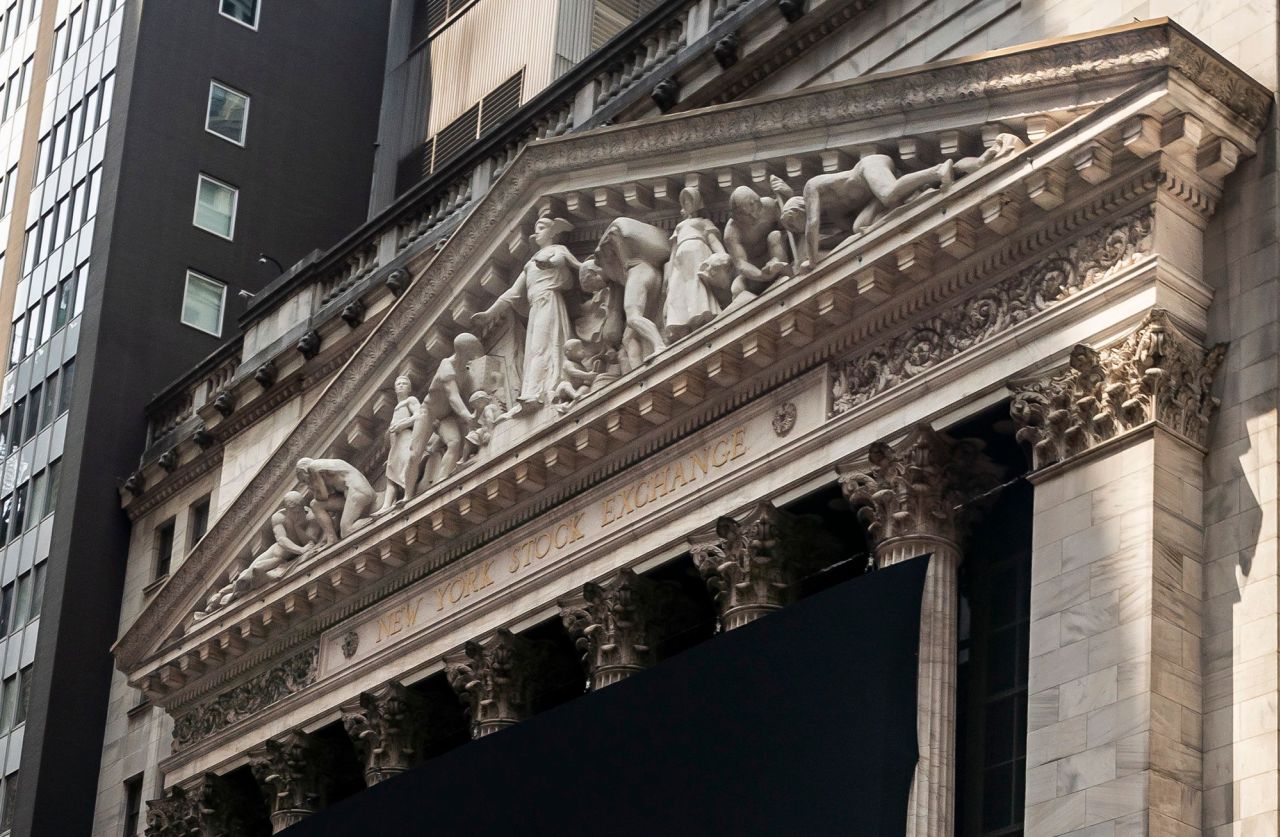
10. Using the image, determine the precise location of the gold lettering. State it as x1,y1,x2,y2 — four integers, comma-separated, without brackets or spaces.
448,578,465,604
671,461,688,488
692,449,710,477
712,437,731,467
731,427,747,460
601,498,616,526
478,560,494,589
535,533,552,560
553,523,570,549
569,513,584,541
405,597,421,629
508,546,522,574
434,585,447,612
634,477,650,508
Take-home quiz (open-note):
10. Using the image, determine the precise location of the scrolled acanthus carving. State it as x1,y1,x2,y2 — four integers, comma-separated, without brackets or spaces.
558,568,665,690
446,628,543,738
145,774,256,837
341,681,427,786
172,647,318,749
688,502,829,630
145,786,199,837
1009,308,1226,470
836,424,1001,551
248,730,330,833
832,208,1153,415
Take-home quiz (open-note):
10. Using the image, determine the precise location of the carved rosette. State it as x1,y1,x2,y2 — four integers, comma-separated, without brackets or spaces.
688,502,812,631
145,786,200,837
836,424,1000,561
558,568,663,690
1010,308,1226,470
341,681,426,786
446,629,540,738
248,730,330,833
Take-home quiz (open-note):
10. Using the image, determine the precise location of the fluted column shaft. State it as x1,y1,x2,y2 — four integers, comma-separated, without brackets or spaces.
839,425,999,837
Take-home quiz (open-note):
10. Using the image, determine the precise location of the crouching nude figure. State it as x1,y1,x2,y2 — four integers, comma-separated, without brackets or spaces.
194,490,319,618
296,457,376,545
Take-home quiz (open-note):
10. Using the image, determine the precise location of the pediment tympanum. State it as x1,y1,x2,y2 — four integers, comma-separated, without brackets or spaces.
114,21,1267,730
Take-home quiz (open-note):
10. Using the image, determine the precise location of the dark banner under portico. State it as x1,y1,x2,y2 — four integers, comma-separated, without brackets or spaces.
284,556,926,836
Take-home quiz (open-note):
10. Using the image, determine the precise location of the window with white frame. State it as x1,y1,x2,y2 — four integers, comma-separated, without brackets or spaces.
219,0,258,28
181,270,226,336
206,80,248,145
193,174,237,239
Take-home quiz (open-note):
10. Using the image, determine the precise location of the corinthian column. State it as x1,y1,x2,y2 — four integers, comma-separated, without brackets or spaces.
146,773,258,837
688,501,819,631
446,628,541,738
837,424,999,837
341,680,426,785
248,730,331,833
559,568,665,689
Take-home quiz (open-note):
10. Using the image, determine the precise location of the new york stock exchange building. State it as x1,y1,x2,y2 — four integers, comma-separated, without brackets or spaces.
107,8,1277,837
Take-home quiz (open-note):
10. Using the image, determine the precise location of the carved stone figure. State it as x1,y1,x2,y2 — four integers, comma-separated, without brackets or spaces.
663,186,727,341
406,333,485,493
194,491,319,619
551,338,603,412
584,216,670,367
295,457,375,545
376,375,421,515
801,154,956,265
472,215,580,409
722,184,792,311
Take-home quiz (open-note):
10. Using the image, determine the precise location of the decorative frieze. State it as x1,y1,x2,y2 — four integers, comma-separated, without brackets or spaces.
558,568,664,689
446,629,542,738
248,730,330,833
1009,308,1226,470
340,681,426,785
172,647,318,750
836,424,1001,554
688,502,826,630
831,208,1153,415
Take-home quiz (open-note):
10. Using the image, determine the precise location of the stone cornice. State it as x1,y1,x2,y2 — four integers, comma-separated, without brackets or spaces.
114,20,1267,676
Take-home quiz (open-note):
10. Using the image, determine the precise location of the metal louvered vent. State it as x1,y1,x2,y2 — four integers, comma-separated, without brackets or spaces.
591,0,662,51
479,70,524,136
429,104,479,173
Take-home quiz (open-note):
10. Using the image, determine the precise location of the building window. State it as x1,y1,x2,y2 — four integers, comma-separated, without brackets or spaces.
1,771,18,833
12,666,29,726
122,773,143,837
40,460,59,520
0,583,11,635
27,563,42,622
206,81,248,145
11,572,30,627
181,271,227,336
218,0,258,29
59,359,75,415
193,174,237,239
154,518,176,580
189,495,211,548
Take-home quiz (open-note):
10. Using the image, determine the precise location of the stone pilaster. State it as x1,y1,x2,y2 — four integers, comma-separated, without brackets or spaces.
687,502,811,631
248,730,330,833
341,680,426,786
837,424,1000,837
559,568,664,689
446,628,540,738
1010,311,1224,836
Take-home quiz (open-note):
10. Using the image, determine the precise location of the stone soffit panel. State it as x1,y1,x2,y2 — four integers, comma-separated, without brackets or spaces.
114,19,1268,698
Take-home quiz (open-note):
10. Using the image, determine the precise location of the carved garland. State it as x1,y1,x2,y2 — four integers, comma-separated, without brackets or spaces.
172,646,319,750
831,208,1154,414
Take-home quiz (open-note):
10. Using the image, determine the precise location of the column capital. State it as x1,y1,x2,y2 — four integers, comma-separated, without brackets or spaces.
688,501,829,630
144,785,200,837
248,730,330,833
836,424,1000,554
446,628,541,738
1010,308,1226,471
341,680,426,786
558,568,666,690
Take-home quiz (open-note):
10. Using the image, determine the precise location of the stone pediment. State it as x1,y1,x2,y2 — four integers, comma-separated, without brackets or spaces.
114,19,1268,708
